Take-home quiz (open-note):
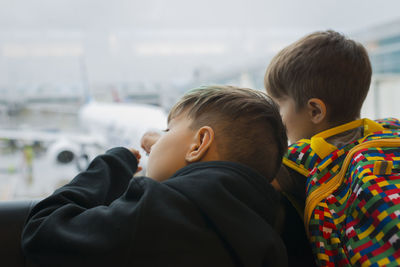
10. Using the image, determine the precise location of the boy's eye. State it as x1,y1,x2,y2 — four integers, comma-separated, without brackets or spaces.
162,129,169,132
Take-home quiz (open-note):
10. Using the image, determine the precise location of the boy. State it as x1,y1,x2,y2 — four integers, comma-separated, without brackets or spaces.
265,30,400,266
22,86,288,267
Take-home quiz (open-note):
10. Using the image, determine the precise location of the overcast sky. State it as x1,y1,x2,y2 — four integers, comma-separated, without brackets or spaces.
1,0,400,88
0,0,399,32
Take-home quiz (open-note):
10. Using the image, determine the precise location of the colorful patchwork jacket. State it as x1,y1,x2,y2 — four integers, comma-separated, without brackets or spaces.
283,118,400,266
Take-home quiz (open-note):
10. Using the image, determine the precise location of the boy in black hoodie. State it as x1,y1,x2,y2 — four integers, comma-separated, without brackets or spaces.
22,85,288,267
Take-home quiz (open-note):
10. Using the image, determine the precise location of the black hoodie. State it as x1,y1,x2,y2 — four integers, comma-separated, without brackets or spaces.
22,147,287,267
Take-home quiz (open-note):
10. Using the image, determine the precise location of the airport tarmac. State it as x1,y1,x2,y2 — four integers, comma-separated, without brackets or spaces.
0,109,89,200
0,147,82,200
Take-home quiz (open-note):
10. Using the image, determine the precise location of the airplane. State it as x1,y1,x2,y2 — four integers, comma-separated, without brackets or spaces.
0,99,168,200
78,101,167,167
0,101,167,172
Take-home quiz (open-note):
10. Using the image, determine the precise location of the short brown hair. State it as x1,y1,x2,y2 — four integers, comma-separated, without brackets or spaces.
265,30,372,124
169,85,287,181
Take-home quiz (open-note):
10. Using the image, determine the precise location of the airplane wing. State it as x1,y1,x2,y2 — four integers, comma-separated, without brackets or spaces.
0,128,103,146
0,128,105,171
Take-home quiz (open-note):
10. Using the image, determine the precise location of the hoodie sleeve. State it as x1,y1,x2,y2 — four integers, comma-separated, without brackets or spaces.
21,147,142,267
275,165,307,208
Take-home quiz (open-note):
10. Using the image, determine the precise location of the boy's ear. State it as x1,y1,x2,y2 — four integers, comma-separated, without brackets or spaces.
307,98,327,124
185,126,215,163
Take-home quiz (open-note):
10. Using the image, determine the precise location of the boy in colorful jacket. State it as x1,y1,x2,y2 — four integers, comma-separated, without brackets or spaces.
265,30,400,266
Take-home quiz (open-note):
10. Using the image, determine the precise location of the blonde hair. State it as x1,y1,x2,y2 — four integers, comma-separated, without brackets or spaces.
169,85,287,180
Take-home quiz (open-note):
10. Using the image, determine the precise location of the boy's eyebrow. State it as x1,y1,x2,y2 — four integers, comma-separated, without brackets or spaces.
166,117,177,127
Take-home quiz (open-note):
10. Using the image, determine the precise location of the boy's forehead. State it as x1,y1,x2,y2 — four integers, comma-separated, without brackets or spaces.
168,106,192,122
167,110,191,124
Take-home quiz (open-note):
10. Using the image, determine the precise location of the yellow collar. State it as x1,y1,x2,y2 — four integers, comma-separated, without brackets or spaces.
308,119,385,159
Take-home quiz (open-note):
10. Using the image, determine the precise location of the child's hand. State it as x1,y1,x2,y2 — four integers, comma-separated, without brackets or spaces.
140,131,161,154
129,148,143,173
